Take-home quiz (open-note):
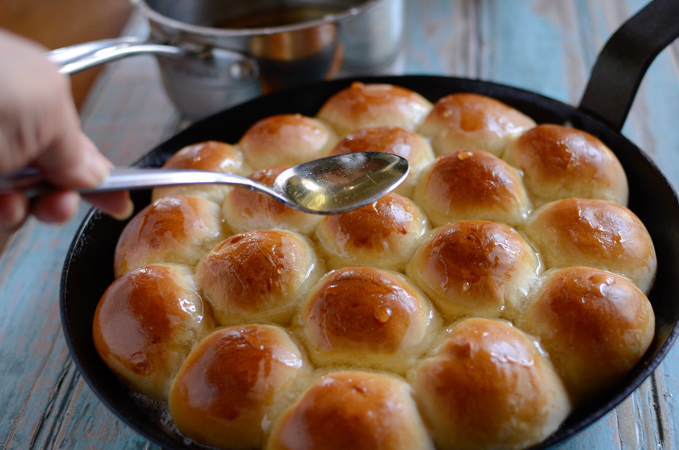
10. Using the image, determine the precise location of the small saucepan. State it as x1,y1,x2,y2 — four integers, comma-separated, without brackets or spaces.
47,0,404,119
60,0,679,448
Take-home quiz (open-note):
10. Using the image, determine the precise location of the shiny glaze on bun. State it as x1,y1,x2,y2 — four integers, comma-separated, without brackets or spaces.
412,318,570,450
419,92,536,157
522,198,656,293
169,324,303,449
93,264,214,401
239,113,338,170
114,196,225,278
298,267,437,373
267,371,434,450
414,150,531,226
222,166,323,235
315,192,429,271
521,267,655,403
406,220,540,320
317,82,433,136
196,229,323,325
504,124,628,206
152,141,249,204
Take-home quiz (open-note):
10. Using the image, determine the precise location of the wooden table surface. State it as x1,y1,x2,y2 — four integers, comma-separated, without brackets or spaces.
1,0,678,449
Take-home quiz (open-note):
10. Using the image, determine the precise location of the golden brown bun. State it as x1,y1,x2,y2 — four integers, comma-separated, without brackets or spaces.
151,141,250,204
267,371,434,450
195,230,324,325
412,318,570,450
520,267,655,403
419,92,536,157
222,166,323,235
414,150,532,227
93,265,214,402
522,198,657,293
316,82,433,136
328,126,434,196
298,267,437,373
169,325,303,449
114,196,225,278
315,193,429,271
239,114,339,170
504,124,628,206
406,221,540,320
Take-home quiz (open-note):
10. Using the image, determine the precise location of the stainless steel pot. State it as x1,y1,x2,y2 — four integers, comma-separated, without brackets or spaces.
48,0,404,120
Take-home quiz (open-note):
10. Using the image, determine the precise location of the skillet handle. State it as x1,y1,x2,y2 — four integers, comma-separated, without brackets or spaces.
578,0,679,132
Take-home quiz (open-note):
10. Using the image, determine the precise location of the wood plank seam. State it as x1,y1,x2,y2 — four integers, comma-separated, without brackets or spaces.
669,42,679,82
616,395,640,448
558,0,587,105
471,0,483,80
651,374,668,448
52,365,93,448
30,361,72,449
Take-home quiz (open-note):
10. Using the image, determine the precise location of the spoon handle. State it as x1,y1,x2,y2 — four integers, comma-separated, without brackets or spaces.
0,167,259,198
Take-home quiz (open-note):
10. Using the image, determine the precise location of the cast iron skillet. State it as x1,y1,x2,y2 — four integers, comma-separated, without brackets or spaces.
60,0,679,448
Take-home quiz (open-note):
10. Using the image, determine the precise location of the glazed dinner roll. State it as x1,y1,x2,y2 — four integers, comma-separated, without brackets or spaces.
151,140,249,204
314,193,429,271
222,165,323,235
169,324,303,449
316,82,433,136
520,267,654,403
504,124,629,206
328,126,434,196
414,150,532,227
267,370,434,450
298,267,437,373
114,196,225,278
195,229,324,325
522,198,657,293
419,92,536,157
412,318,570,450
406,221,540,320
238,113,339,170
93,264,214,402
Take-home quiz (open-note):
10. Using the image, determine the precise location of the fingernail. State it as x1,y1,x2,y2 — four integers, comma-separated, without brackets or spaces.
110,198,135,221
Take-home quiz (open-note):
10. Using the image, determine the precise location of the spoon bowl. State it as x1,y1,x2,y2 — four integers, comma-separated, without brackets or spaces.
0,152,409,215
274,152,409,214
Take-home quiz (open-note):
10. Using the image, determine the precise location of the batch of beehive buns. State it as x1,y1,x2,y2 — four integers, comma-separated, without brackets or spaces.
93,82,657,450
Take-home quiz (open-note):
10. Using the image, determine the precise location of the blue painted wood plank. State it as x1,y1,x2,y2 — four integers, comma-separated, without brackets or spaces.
477,0,575,103
403,0,452,74
559,412,622,450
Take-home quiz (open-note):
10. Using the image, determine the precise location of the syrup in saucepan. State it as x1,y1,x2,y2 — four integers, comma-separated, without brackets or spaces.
215,6,343,29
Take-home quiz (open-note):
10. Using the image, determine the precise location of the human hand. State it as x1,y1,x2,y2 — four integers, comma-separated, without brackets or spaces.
0,30,133,233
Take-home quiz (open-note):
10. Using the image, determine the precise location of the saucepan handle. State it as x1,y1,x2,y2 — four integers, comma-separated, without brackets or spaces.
578,0,679,131
46,37,194,75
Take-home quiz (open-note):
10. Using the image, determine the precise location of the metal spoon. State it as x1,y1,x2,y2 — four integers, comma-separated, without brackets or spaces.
0,152,409,215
